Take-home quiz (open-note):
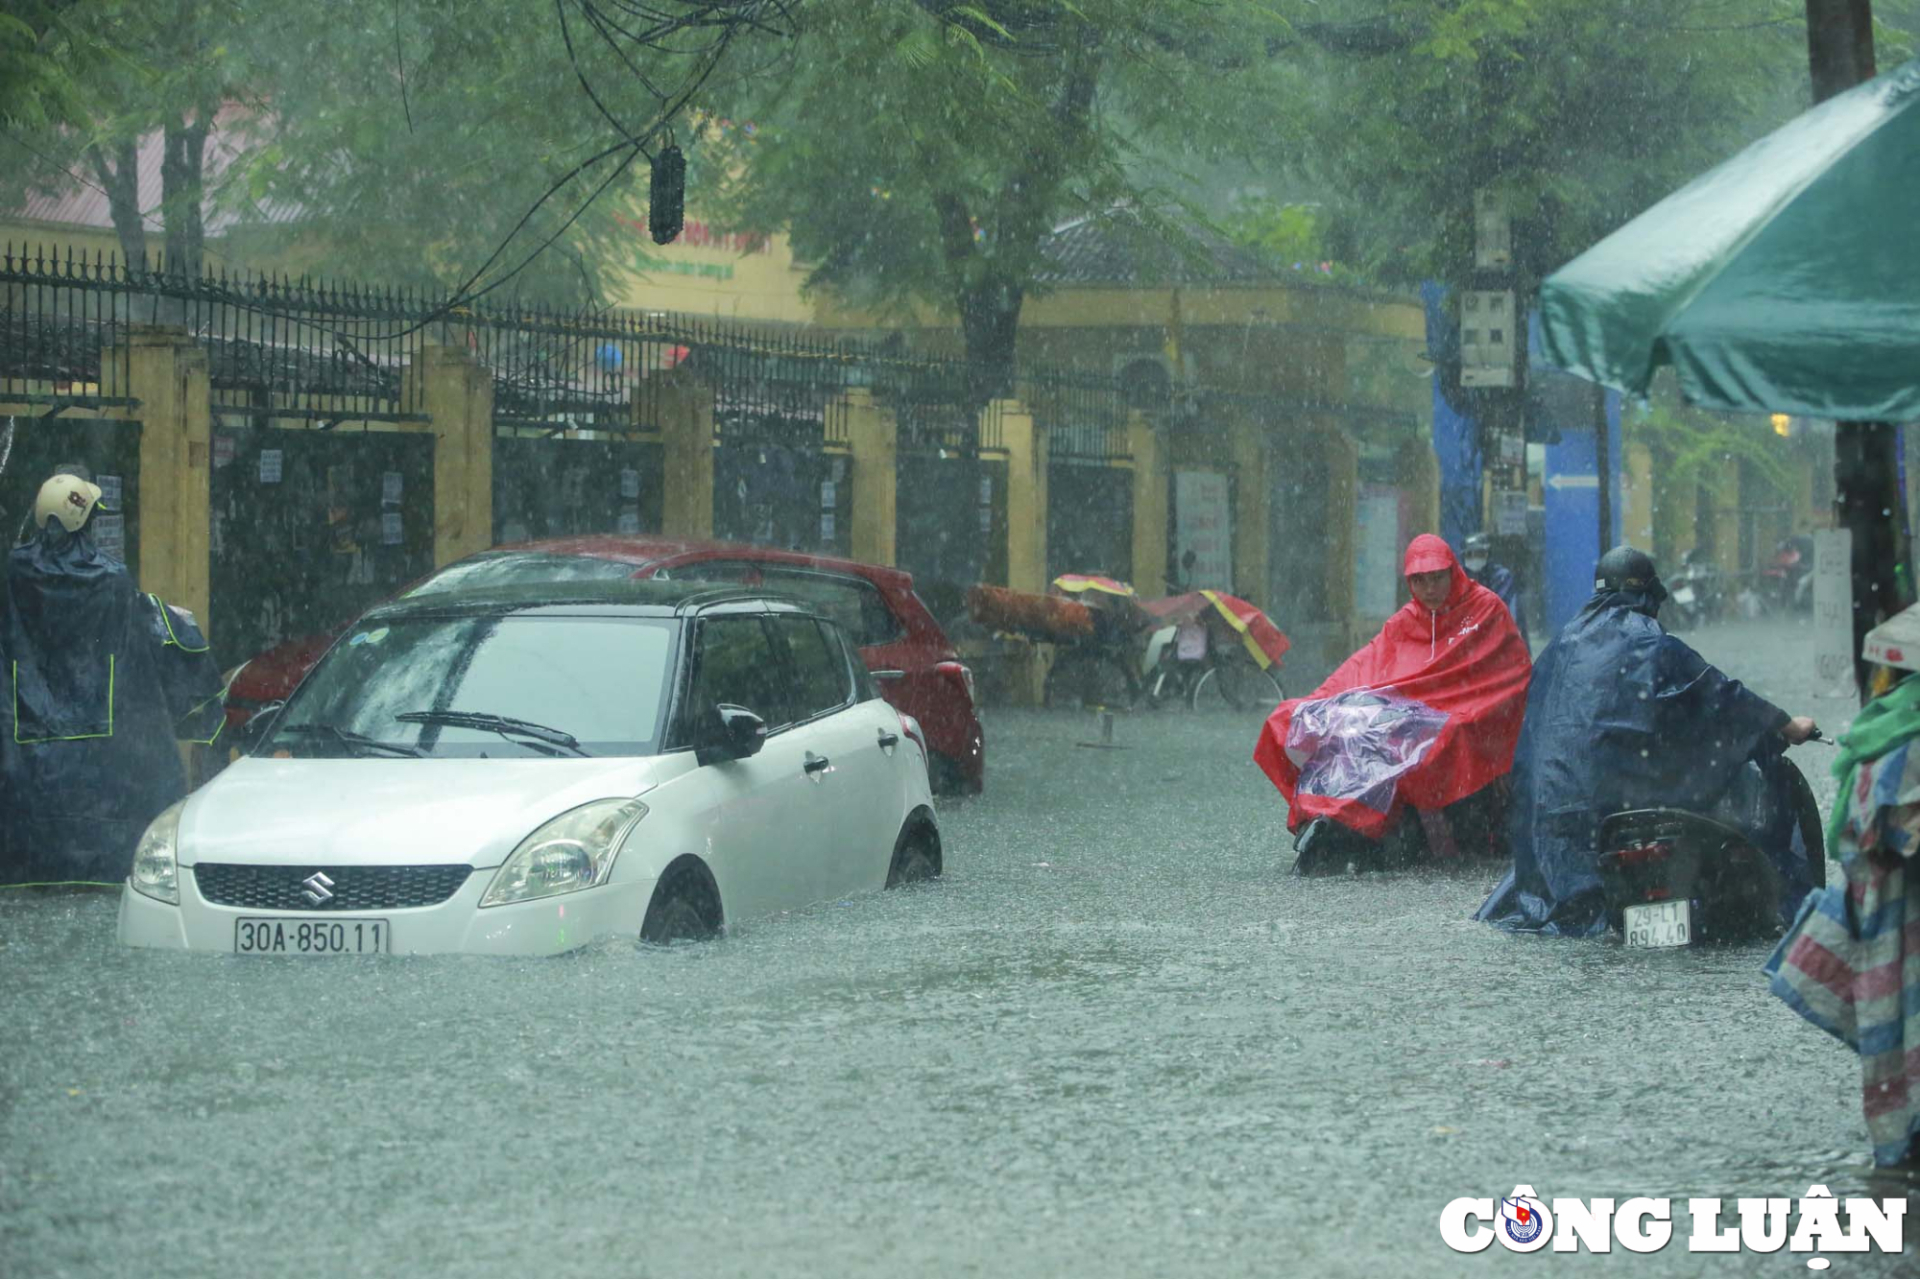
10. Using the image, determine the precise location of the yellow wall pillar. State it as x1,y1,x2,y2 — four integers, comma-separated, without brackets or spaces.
110,327,211,626
1705,463,1742,576
1394,436,1441,540
1126,411,1167,598
410,345,494,567
1001,400,1048,594
1320,424,1360,649
842,389,897,566
657,373,715,539
1623,441,1656,549
1228,412,1269,607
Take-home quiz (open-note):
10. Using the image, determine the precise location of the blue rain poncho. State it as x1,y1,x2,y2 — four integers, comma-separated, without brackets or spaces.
1,526,224,884
1475,584,1808,935
1469,560,1529,648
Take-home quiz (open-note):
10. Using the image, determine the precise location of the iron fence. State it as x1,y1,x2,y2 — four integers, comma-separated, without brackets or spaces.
3,245,1415,455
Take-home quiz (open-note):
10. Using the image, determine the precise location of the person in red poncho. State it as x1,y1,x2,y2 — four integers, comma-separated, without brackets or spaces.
1254,534,1532,873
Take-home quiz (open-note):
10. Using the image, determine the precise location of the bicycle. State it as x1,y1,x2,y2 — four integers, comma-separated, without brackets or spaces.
1043,629,1141,711
1145,620,1286,712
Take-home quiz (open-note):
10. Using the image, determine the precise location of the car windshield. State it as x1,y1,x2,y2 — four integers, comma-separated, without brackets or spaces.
404,552,635,598
265,613,674,758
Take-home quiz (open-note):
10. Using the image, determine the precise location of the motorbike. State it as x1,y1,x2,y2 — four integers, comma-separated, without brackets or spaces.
1758,534,1815,617
1595,741,1825,947
1664,548,1725,631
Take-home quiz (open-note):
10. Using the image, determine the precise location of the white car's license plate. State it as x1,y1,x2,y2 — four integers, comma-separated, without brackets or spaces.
1623,901,1692,948
235,918,390,955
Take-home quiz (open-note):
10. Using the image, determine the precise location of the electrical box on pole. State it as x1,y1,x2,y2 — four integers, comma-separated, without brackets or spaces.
1459,289,1516,388
1473,192,1512,270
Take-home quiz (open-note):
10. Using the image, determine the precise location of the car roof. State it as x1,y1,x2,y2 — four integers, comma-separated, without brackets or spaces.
486,534,917,591
359,579,808,621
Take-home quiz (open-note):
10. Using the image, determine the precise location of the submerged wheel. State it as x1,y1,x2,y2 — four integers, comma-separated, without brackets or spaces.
1046,647,1139,711
886,823,942,888
640,861,722,944
1190,660,1284,712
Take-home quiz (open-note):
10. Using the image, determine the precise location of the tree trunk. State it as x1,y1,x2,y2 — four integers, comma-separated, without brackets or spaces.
160,114,210,280
1805,0,1876,102
957,279,1024,406
1804,1,1902,697
89,140,147,271
155,113,211,326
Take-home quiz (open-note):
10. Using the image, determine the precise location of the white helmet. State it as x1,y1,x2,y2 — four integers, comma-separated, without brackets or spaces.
33,473,106,533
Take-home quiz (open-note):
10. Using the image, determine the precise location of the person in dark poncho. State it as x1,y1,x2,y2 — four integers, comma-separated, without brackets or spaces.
1,474,225,886
1476,546,1820,936
1461,532,1529,648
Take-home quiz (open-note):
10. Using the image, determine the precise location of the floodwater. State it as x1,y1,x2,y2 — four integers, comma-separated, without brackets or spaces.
2,622,1912,1276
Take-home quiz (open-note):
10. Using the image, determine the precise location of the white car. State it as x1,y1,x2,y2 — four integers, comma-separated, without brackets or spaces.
117,581,943,956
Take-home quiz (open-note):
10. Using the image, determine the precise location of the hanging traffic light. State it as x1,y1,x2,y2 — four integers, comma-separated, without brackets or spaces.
649,145,685,245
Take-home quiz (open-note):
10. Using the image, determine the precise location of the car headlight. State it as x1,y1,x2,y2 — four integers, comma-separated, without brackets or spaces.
479,799,648,908
131,800,185,904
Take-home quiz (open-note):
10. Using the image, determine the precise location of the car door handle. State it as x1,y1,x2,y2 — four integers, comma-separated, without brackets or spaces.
877,730,899,749
803,752,832,775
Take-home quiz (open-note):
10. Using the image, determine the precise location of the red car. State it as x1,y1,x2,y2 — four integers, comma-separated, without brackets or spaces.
223,537,985,793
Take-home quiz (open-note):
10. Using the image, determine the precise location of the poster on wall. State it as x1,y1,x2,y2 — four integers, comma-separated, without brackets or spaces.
1173,470,1232,590
1355,484,1404,620
1812,529,1857,703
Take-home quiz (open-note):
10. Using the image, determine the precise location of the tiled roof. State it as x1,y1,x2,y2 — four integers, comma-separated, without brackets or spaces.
6,104,300,241
1034,212,1282,287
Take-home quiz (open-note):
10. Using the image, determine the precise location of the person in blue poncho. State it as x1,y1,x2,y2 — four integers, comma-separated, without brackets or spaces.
1,474,225,886
1476,546,1820,936
1461,533,1529,648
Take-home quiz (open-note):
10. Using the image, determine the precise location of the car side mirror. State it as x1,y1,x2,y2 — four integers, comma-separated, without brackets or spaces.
699,703,766,765
241,700,286,752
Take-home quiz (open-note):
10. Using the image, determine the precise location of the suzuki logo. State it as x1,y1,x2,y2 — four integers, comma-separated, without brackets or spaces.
301,872,335,905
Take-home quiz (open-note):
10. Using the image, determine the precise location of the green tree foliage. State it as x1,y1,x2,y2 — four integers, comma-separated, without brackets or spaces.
2,1,772,305
706,0,1294,389
1281,0,1817,295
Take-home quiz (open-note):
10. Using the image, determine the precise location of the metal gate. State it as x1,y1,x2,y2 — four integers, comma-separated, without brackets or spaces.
713,442,850,555
1047,459,1133,584
493,435,665,544
0,414,142,574
209,425,436,669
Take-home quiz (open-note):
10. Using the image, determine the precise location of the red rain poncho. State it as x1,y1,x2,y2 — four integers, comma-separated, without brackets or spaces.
1254,534,1532,838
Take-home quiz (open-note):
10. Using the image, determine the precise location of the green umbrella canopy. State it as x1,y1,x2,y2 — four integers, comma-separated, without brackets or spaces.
1539,58,1920,421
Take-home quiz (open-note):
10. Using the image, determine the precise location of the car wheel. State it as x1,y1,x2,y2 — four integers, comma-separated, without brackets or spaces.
928,752,981,796
640,861,722,944
886,824,941,888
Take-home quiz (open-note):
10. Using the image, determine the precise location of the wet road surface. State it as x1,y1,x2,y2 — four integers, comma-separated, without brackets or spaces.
2,621,1913,1276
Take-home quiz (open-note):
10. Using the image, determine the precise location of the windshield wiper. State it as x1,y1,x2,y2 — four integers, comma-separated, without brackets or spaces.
393,710,591,757
277,723,425,758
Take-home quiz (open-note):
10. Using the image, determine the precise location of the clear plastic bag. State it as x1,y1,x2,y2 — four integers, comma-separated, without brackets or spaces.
1285,688,1450,814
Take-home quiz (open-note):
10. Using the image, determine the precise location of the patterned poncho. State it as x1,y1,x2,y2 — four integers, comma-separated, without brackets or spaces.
1766,674,1920,1167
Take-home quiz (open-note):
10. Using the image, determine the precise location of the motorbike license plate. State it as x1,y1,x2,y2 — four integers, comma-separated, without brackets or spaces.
235,918,389,955
1623,901,1692,948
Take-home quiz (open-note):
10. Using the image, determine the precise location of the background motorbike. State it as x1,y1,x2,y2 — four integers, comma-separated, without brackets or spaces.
1664,548,1725,631
1758,534,1815,617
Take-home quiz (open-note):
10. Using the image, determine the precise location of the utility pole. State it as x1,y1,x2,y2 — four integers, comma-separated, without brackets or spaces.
1593,382,1612,553
1804,0,1910,696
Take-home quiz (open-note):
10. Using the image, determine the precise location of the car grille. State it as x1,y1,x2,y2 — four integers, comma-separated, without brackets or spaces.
192,863,472,911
